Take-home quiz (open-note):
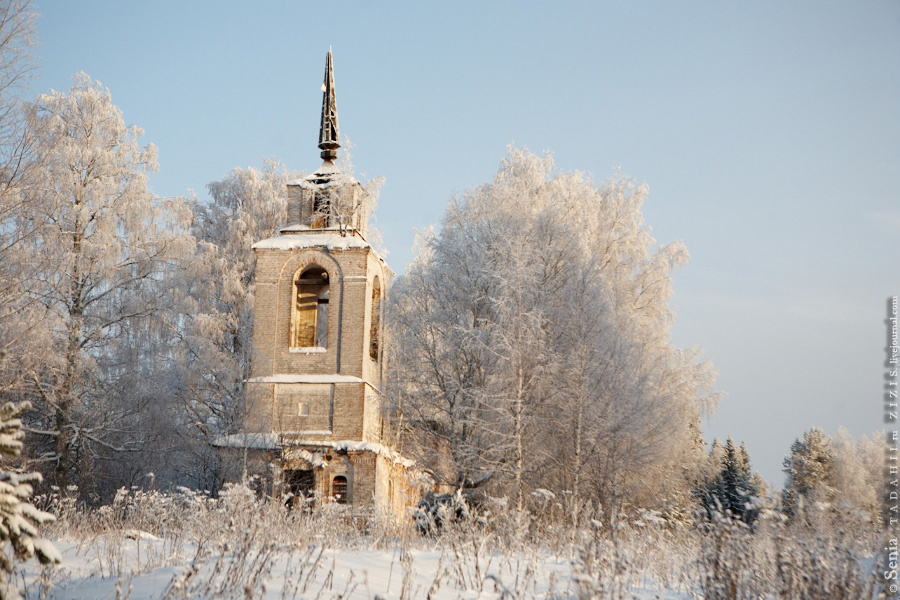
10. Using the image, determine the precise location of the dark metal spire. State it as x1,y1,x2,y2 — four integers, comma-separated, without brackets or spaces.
318,50,340,161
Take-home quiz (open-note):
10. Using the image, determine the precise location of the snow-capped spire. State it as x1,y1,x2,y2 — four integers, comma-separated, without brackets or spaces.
318,50,340,161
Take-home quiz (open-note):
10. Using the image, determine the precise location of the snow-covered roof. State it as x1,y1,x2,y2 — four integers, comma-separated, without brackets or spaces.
252,231,370,251
247,374,364,384
287,161,360,190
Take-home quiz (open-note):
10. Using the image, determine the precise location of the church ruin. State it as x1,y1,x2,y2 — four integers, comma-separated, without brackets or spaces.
221,52,419,515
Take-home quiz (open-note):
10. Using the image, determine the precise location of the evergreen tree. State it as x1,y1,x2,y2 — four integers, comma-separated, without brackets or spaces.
0,399,59,599
698,437,758,525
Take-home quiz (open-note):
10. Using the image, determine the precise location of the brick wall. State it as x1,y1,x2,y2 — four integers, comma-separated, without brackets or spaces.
243,212,418,516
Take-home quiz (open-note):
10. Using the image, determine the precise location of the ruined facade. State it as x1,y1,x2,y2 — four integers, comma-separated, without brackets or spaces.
227,52,418,515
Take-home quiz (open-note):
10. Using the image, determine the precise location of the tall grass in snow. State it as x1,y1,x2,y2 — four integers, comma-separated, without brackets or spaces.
25,485,886,599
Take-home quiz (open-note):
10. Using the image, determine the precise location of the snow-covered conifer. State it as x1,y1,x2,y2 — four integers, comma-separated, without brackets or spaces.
699,437,758,525
0,400,59,599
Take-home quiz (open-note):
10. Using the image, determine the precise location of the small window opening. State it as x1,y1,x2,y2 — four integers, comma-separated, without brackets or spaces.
311,193,331,228
369,276,381,361
298,402,309,417
331,475,348,504
293,266,329,348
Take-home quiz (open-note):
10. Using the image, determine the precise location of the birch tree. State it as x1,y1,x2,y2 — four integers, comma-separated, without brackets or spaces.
782,427,834,521
388,229,504,492
0,0,47,408
0,0,37,202
174,162,295,489
389,148,718,515
17,73,192,496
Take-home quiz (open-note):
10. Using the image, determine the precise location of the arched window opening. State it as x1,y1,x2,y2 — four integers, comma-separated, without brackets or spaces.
331,475,348,504
369,276,381,361
293,266,329,348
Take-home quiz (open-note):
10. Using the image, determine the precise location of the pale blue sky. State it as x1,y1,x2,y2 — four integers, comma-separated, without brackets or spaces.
33,1,900,485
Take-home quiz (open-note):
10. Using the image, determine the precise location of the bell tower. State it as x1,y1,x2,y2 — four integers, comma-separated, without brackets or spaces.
240,51,413,513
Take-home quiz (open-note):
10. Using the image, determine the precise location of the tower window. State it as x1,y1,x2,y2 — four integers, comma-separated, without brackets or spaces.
292,266,329,348
369,276,381,361
331,475,348,504
311,193,331,228
297,402,309,417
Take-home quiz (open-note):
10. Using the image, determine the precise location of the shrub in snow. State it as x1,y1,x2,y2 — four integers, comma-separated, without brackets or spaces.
570,520,635,600
774,534,881,599
695,515,765,600
413,491,471,535
0,401,59,599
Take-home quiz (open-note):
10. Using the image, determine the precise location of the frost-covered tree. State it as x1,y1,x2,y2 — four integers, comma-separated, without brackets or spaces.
16,73,193,496
0,0,37,202
389,148,718,515
853,431,884,526
705,438,725,483
782,427,834,520
781,427,884,531
0,0,48,411
174,161,296,489
829,427,881,527
0,399,59,599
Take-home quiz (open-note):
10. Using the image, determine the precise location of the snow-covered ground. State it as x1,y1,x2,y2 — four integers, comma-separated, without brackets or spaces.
19,537,694,599
11,486,883,599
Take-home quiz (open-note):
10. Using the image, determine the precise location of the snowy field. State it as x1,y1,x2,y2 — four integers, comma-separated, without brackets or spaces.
8,486,885,600
19,540,696,600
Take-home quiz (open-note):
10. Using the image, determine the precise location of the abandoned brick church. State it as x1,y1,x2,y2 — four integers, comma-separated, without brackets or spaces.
220,52,419,515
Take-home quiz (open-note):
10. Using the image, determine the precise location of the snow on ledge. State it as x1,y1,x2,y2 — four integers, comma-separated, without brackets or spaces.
283,446,326,467
212,433,280,450
211,434,415,467
247,374,363,384
289,439,416,468
252,231,369,251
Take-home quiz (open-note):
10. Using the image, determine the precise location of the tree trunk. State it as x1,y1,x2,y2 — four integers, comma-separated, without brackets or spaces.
514,366,525,526
56,214,83,492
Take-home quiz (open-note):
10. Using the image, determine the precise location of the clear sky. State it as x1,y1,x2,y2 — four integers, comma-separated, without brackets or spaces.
33,1,900,486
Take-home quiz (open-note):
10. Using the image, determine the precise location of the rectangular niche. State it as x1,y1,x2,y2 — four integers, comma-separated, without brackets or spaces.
275,383,333,434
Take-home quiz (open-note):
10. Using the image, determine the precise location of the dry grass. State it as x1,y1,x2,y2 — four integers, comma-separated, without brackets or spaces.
20,485,886,600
